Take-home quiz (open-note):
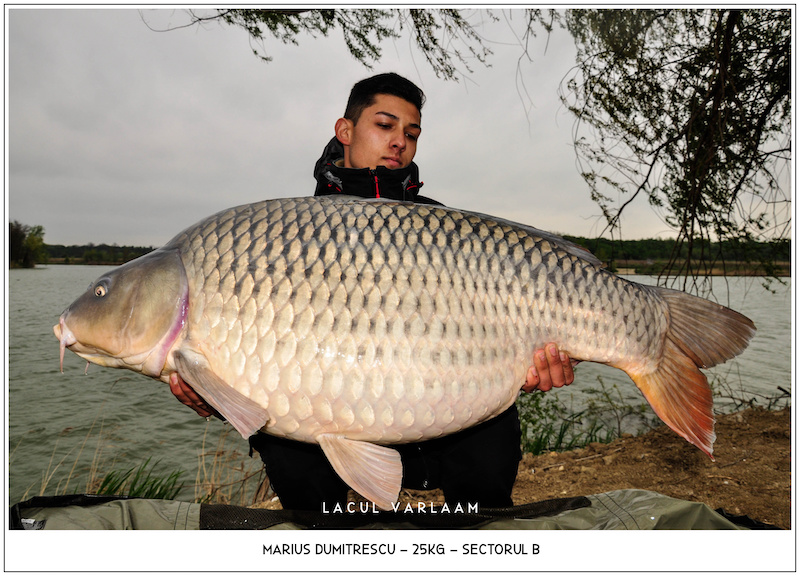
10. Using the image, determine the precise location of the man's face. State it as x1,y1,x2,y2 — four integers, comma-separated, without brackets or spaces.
336,94,421,170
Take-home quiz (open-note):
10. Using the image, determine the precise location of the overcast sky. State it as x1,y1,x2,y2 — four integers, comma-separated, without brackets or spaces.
8,8,675,247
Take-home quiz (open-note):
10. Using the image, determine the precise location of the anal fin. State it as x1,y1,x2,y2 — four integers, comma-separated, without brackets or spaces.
318,434,402,511
173,349,269,439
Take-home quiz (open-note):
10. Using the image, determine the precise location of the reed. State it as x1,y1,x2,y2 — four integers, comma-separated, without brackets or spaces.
711,372,792,412
17,410,267,505
192,423,269,505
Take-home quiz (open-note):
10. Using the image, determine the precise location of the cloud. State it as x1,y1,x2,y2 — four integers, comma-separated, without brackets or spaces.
8,8,669,247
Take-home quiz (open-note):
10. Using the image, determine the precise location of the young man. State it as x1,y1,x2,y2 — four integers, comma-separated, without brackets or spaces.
170,73,575,510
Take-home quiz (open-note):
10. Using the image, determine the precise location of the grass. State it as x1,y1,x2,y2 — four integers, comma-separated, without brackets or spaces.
516,375,657,456
95,457,184,500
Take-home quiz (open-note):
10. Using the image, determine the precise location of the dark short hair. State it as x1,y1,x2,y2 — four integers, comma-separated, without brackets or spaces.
344,73,425,124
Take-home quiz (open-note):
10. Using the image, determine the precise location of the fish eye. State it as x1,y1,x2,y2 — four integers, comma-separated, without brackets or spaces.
94,284,107,297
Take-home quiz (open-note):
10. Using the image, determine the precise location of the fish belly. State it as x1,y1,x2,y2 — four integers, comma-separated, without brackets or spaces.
171,197,664,445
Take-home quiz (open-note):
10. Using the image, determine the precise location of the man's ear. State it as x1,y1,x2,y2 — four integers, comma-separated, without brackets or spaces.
334,117,353,146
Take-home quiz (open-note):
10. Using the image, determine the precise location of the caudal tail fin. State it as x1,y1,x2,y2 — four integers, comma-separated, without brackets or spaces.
629,287,756,459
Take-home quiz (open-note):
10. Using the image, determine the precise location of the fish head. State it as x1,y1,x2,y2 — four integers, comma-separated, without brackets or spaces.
54,248,189,378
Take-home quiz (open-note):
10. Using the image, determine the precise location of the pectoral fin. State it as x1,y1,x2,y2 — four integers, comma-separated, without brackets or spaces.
317,434,402,511
173,349,269,439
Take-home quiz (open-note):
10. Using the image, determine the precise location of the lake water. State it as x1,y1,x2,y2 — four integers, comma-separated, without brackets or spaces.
6,265,792,506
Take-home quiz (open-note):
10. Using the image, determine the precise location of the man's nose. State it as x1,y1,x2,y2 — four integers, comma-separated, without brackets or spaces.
390,130,406,150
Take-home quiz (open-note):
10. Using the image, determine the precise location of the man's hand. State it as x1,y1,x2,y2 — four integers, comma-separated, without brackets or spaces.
523,343,578,393
168,372,222,419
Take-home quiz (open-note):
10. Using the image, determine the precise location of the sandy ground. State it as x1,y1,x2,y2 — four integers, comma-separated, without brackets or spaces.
508,406,792,529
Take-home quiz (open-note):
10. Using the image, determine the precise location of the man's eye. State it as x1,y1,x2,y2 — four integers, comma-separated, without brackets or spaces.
406,133,418,141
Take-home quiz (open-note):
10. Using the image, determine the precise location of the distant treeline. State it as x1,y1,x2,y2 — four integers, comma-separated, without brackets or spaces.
563,235,791,276
43,236,791,275
45,243,155,265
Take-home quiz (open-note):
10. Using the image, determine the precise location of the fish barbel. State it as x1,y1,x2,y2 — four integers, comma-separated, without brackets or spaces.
54,196,755,509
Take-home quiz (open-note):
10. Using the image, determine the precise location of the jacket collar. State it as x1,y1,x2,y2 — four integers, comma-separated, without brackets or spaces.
313,137,423,201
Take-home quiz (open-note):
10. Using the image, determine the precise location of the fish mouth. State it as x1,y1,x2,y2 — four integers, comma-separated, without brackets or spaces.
54,316,77,373
54,315,126,371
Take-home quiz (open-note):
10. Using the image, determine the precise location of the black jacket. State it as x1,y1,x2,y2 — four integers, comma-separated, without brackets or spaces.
246,137,521,510
313,137,440,205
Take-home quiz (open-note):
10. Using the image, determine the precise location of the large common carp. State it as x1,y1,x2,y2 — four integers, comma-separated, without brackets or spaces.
54,196,755,509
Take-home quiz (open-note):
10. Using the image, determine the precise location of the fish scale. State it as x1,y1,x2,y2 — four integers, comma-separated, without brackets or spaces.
181,198,626,442
55,195,755,509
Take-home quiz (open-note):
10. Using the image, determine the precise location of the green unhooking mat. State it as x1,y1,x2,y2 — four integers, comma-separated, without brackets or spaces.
9,489,778,530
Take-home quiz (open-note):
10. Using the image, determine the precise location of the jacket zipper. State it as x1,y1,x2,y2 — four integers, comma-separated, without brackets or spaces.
372,171,381,198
